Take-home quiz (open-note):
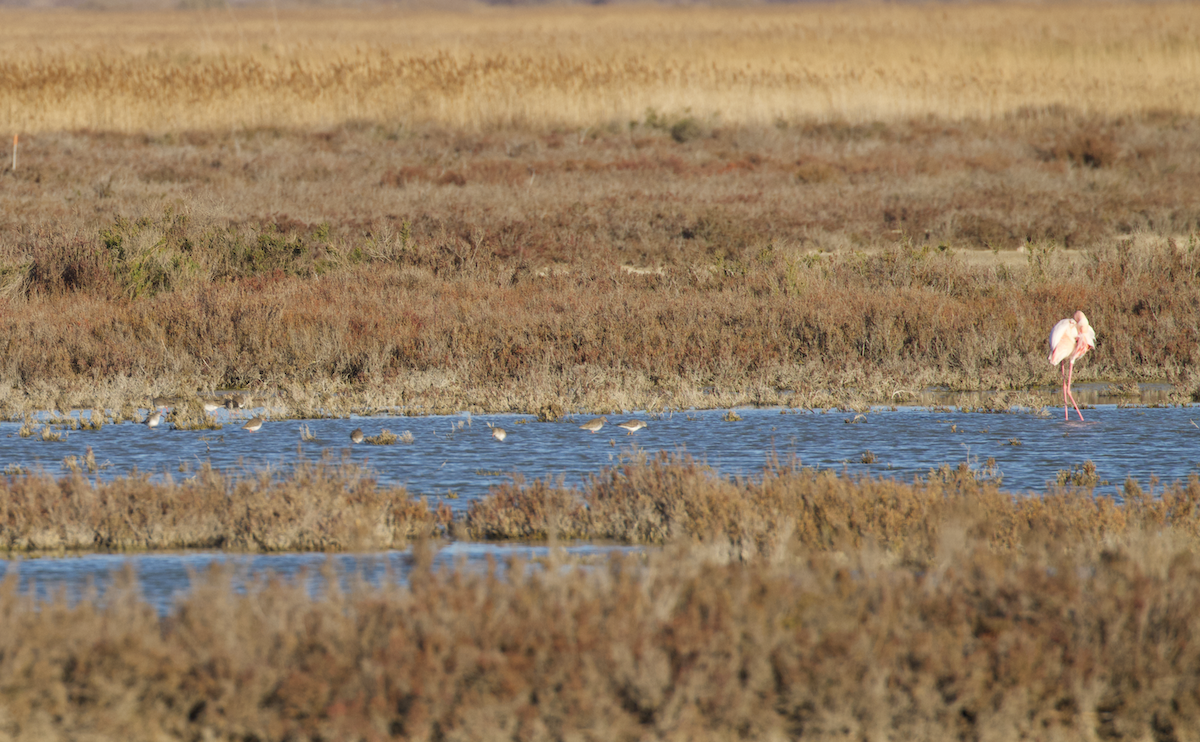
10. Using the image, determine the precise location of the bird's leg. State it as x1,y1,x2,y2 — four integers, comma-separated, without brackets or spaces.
1066,360,1084,421
1065,362,1075,417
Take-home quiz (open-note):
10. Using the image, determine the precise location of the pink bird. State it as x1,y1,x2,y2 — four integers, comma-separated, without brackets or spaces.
1048,310,1096,421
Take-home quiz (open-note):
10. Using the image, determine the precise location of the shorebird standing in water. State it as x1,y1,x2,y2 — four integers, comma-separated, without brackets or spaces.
579,417,608,433
145,410,163,428
488,422,507,441
616,419,646,435
350,428,364,444
242,416,264,432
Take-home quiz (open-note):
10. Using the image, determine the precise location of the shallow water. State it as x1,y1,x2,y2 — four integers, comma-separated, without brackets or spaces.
1,394,1196,506
2,392,1197,608
0,542,641,615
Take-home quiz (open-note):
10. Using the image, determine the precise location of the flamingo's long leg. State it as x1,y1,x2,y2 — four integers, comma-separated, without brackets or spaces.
1065,362,1075,417
1065,360,1084,421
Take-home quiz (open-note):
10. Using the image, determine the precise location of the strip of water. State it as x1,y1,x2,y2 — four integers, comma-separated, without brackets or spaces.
0,542,642,615
1,401,1196,507
2,398,1197,609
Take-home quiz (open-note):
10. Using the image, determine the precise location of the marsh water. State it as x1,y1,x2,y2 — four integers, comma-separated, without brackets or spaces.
2,385,1198,610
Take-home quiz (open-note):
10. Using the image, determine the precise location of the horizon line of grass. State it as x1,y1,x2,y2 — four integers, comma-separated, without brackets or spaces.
4,4,1200,133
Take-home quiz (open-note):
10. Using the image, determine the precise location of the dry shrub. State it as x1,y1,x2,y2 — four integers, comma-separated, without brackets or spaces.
22,233,118,298
0,459,1198,737
2,114,1200,408
468,452,1200,566
1041,125,1122,169
0,457,443,552
0,230,1197,409
2,529,1200,739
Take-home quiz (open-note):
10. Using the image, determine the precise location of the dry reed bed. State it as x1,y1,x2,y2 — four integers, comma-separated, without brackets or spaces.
3,522,1200,738
4,4,1200,132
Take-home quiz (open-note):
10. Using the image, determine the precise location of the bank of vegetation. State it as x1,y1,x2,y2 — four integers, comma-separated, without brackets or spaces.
2,5,1200,414
2,456,1200,739
0,451,1196,559
2,217,1197,417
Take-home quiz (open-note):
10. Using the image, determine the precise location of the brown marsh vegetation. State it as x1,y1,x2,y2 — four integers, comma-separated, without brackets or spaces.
8,450,1195,558
2,121,1200,416
3,456,1200,739
2,4,1200,414
0,456,444,552
2,6,1200,736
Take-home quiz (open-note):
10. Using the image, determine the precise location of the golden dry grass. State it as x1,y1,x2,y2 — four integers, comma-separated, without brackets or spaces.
3,3,1200,133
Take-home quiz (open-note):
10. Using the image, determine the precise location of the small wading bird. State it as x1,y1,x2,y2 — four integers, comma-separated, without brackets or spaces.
1048,310,1096,421
487,422,506,441
616,419,646,435
242,416,264,432
350,428,364,444
579,417,608,433
144,410,162,428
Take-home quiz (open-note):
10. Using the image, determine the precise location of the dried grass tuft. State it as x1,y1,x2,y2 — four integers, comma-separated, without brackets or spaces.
0,456,444,552
467,451,1200,566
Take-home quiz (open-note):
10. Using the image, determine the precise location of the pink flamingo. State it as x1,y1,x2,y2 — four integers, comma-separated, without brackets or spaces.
1048,311,1096,421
